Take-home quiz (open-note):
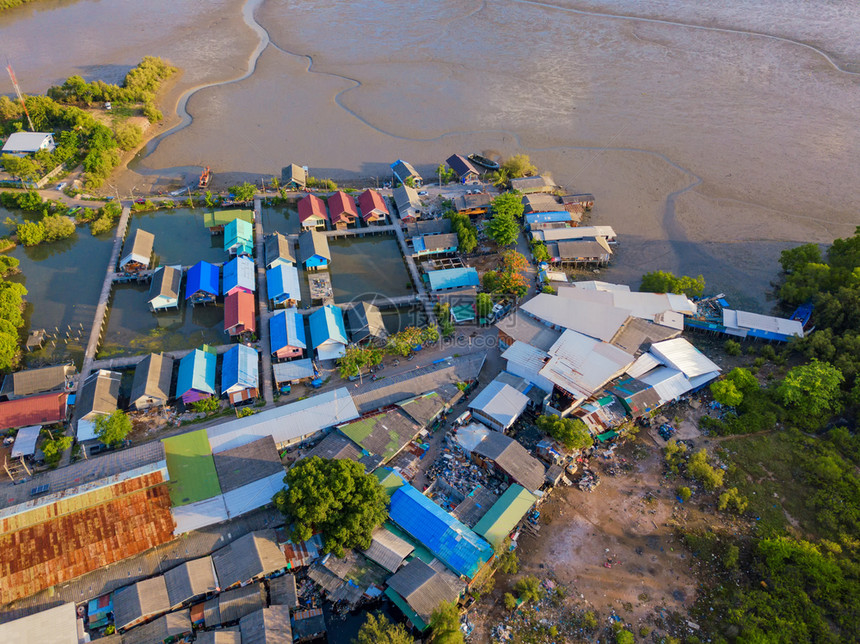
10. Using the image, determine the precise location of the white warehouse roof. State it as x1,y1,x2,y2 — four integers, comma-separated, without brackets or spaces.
649,338,721,379
520,293,631,342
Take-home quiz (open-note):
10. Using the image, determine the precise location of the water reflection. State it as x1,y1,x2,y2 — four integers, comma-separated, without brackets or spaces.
128,207,226,266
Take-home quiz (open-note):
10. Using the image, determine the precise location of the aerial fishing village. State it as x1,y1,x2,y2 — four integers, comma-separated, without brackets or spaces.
0,142,812,644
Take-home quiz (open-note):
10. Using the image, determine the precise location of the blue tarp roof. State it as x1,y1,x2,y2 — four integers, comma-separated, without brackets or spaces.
269,308,306,352
426,267,479,291
525,211,573,224
176,348,216,396
223,256,256,293
309,305,348,348
185,260,220,298
220,344,259,394
266,264,301,302
412,237,426,252
389,484,493,579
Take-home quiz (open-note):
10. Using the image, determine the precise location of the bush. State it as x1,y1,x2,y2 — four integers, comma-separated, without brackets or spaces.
678,486,692,502
514,575,544,603
503,592,517,611
114,121,143,150
191,396,220,414
89,215,114,235
718,487,749,514
42,214,75,242
143,102,162,122
724,339,742,356
687,449,725,491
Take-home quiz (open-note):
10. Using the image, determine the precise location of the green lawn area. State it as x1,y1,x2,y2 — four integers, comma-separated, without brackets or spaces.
718,431,813,537
162,429,221,506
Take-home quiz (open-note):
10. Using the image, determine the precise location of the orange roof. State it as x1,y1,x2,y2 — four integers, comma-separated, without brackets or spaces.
0,392,67,431
297,194,328,224
358,189,389,221
0,471,174,604
225,291,256,335
327,191,358,226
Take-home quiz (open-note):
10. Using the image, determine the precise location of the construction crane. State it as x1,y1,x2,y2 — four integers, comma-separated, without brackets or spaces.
6,60,35,132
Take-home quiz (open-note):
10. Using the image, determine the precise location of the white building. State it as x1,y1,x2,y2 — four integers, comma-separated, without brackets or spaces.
2,132,56,156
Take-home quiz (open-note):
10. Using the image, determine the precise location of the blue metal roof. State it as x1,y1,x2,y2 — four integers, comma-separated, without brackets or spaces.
426,267,480,291
525,211,573,225
309,305,348,349
269,308,307,352
185,261,219,298
220,344,259,395
176,348,216,397
389,484,493,579
412,237,426,252
222,256,256,293
266,264,301,302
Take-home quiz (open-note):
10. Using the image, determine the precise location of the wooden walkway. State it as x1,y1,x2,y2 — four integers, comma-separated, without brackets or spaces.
387,197,435,324
254,198,274,405
88,344,235,372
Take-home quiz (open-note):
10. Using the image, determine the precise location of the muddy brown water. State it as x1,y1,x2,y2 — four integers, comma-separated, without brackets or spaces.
2,0,859,313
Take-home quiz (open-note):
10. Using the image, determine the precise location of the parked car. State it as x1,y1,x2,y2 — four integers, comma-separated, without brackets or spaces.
418,190,428,196
134,198,146,204
55,182,67,191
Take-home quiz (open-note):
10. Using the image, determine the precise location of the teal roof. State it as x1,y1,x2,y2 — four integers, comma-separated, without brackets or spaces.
225,218,253,252
176,348,217,396
427,267,479,291
473,484,536,546
309,305,348,348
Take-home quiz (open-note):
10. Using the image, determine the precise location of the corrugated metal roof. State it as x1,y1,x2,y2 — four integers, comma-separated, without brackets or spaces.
391,159,421,182
215,583,266,625
213,436,282,494
0,393,66,432
186,261,220,298
625,352,662,378
1,131,53,153
525,211,572,225
270,308,307,353
223,256,256,294
121,611,192,644
172,495,229,535
392,184,421,217
148,265,181,301
346,301,387,343
723,308,804,339
338,408,421,462
212,529,284,588
533,226,616,242
427,267,479,291
362,527,414,573
650,338,721,379
204,210,254,228
130,353,173,407
265,233,295,268
465,430,546,493
195,630,242,644
76,369,120,420
386,559,464,624
510,175,552,192
501,340,549,373
206,388,358,453
222,472,285,519
4,363,75,398
469,380,529,429
272,358,314,383
240,605,293,644
120,228,154,267
396,392,445,426
176,348,217,397
520,293,631,342
225,218,253,249
446,154,479,177
112,576,170,630
164,556,218,608
309,305,348,348
10,424,41,457
0,602,78,643
266,264,301,303
298,194,327,224
358,189,388,220
638,367,693,404
327,191,359,226
269,574,298,607
303,432,361,462
389,484,493,580
221,344,259,395
473,484,536,546
297,229,331,263
495,315,561,352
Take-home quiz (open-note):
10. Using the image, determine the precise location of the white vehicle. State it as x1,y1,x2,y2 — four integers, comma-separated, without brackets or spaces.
104,102,112,111
55,182,67,191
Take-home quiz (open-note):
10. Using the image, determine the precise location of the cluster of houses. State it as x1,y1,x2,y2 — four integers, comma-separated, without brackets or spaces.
297,189,389,230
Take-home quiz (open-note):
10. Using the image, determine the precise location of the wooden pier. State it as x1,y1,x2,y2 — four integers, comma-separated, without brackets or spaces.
253,197,274,405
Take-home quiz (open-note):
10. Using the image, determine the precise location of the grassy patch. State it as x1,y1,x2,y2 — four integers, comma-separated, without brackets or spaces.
718,431,812,537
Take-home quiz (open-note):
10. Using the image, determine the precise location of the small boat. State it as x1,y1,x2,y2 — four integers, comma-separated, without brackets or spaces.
468,153,500,171
198,166,211,188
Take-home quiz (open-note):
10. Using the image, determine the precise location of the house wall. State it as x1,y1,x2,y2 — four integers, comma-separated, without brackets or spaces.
472,408,505,432
274,346,303,360
133,395,167,411
305,256,328,270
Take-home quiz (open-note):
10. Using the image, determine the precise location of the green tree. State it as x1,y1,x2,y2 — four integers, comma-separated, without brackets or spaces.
687,449,725,491
536,414,592,451
95,410,132,446
476,292,493,318
718,487,749,513
338,345,382,379
486,211,519,246
778,360,844,425
514,575,544,603
501,154,537,178
1,154,41,181
710,379,743,407
272,456,388,556
204,191,215,208
0,281,27,328
41,435,73,466
353,612,412,644
90,215,115,235
613,626,634,644
503,592,518,611
678,486,692,502
42,215,75,242
0,255,20,277
491,192,525,219
640,270,705,297
530,239,550,263
780,243,822,273
191,396,220,414
16,220,45,246
113,121,143,150
0,328,19,371
428,601,463,644
231,182,257,202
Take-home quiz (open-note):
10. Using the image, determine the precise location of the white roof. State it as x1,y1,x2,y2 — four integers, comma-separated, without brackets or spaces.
11,425,41,458
573,280,629,292
543,270,568,283
502,341,549,373
223,472,285,518
650,338,721,379
469,380,529,429
0,602,79,644
534,226,616,242
537,329,633,401
316,342,346,362
557,286,696,323
638,366,693,404
455,422,492,452
76,418,97,441
722,309,804,339
206,388,358,452
272,358,315,382
625,352,662,379
172,496,229,535
520,293,631,342
2,131,53,153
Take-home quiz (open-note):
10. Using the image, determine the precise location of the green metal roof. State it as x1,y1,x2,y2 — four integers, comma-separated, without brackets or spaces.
384,587,428,631
203,209,254,228
472,484,536,546
372,467,405,497
162,429,221,506
596,430,619,442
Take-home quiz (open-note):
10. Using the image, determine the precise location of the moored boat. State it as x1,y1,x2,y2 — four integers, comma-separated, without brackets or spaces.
468,153,500,170
198,166,211,188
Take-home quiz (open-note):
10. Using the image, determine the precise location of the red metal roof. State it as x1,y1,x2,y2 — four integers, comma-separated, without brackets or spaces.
0,392,67,430
327,191,358,226
297,194,328,224
225,291,257,335
358,189,389,221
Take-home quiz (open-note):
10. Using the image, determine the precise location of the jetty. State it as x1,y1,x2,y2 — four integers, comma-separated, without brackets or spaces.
253,197,274,405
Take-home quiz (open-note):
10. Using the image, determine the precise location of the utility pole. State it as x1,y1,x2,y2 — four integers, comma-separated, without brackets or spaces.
6,61,35,132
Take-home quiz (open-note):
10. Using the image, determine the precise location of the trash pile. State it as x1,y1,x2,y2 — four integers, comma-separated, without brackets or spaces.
426,440,492,497
577,468,601,492
658,423,676,441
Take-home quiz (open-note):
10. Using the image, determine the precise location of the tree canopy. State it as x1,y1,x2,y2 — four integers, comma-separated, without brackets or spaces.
95,410,132,446
491,192,524,219
486,211,519,246
536,414,592,451
639,270,705,297
338,345,382,379
778,360,844,426
428,601,464,644
501,154,537,178
272,457,388,556
353,613,412,644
